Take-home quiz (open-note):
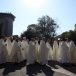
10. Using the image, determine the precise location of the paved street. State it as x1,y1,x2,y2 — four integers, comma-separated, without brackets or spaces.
0,61,76,76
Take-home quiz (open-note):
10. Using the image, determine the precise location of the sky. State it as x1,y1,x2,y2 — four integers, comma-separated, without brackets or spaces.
0,0,76,36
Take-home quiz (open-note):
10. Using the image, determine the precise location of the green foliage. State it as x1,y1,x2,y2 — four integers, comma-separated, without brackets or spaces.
21,30,37,40
37,15,58,38
21,15,58,39
61,30,76,44
61,31,70,39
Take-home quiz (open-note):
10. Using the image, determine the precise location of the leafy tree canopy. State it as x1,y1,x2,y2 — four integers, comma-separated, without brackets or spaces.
21,15,59,39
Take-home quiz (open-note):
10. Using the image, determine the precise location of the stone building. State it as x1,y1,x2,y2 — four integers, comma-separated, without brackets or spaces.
74,24,76,31
0,13,15,36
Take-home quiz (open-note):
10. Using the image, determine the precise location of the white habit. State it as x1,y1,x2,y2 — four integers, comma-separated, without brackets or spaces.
10,40,22,63
69,41,76,64
5,38,13,62
21,40,29,61
0,39,7,64
58,41,69,63
53,41,59,61
46,42,52,60
39,40,49,65
27,41,36,64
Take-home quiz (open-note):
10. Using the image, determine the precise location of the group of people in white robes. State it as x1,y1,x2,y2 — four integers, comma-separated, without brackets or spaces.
53,40,76,64
0,37,76,65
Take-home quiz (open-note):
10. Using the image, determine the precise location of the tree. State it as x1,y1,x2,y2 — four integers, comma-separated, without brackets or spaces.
37,15,58,38
60,30,76,44
61,31,70,39
69,30,76,44
21,15,58,39
21,30,37,40
27,24,37,31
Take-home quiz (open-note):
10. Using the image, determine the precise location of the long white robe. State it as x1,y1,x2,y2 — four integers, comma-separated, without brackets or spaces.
66,42,70,47
58,41,69,63
46,42,52,60
5,39,13,62
39,40,49,65
18,41,21,47
35,40,40,62
0,39,7,64
53,41,59,61
10,40,22,63
27,41,36,64
21,40,29,61
69,41,76,63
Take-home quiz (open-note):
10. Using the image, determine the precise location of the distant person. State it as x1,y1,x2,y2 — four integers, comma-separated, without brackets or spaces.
53,40,59,61
0,37,7,64
27,38,36,65
58,40,69,63
10,39,22,63
69,41,76,64
34,37,40,62
5,37,13,62
39,37,49,65
46,39,53,61
21,37,29,61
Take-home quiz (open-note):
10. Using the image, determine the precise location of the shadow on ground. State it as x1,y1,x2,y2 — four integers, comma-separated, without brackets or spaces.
0,60,76,76
60,63,76,74
1,60,26,75
26,62,54,76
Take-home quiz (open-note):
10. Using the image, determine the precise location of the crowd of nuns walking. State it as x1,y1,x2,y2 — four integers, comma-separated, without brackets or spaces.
0,36,76,65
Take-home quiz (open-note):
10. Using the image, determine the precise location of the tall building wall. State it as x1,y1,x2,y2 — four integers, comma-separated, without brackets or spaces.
74,24,76,31
0,13,15,36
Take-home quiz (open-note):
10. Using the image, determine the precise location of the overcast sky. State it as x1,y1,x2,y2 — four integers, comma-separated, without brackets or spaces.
0,0,76,36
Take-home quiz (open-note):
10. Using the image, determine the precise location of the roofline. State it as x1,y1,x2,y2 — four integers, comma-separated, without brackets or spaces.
0,13,15,21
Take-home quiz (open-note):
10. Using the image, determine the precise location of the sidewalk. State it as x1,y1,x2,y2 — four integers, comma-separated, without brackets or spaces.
0,61,76,76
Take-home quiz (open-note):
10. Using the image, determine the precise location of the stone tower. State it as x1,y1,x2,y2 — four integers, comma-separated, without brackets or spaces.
74,24,76,31
0,13,15,36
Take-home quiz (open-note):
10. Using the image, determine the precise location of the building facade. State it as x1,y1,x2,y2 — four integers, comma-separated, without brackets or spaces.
0,13,15,36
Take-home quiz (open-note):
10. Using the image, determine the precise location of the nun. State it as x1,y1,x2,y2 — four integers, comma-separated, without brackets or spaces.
10,39,22,63
27,38,36,64
0,38,7,64
21,37,29,61
39,38,49,65
53,40,59,61
58,41,69,63
69,41,76,64
35,39,40,62
18,38,22,47
5,37,13,62
46,40,53,61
